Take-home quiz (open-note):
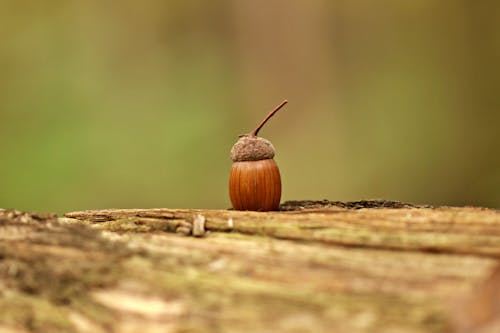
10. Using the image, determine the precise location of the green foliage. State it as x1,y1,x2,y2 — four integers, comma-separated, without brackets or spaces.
0,1,498,212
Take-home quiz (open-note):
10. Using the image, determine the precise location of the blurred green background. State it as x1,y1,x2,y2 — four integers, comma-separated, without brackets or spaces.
1,1,499,213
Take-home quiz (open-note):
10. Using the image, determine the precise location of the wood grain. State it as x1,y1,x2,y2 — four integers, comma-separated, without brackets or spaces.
0,202,499,333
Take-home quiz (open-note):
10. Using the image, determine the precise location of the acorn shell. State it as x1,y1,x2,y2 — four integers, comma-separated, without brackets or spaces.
229,158,281,211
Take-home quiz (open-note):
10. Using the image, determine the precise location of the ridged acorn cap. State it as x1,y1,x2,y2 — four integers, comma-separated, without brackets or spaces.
230,135,275,162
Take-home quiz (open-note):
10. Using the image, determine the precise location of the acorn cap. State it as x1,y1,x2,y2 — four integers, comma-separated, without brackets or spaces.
230,135,275,162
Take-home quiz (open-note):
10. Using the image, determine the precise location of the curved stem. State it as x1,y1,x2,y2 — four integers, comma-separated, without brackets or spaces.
250,100,288,136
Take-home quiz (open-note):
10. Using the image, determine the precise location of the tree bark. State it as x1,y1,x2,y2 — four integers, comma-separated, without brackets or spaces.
1,201,499,333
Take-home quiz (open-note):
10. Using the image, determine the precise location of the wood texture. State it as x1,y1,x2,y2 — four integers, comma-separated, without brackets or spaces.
1,201,499,333
229,159,281,211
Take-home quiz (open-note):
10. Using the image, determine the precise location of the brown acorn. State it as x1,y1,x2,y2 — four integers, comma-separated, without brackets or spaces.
229,100,287,211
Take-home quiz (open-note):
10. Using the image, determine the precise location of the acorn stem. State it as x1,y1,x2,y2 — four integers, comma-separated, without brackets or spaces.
250,100,288,136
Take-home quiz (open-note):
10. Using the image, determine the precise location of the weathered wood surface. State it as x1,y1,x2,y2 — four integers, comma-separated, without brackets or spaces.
1,201,500,333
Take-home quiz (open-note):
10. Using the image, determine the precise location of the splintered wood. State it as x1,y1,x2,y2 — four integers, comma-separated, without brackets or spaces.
1,201,499,333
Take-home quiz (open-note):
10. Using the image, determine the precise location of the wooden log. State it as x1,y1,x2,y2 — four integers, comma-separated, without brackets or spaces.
0,201,499,333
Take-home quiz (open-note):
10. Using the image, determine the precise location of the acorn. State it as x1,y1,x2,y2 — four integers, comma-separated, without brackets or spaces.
229,100,287,211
